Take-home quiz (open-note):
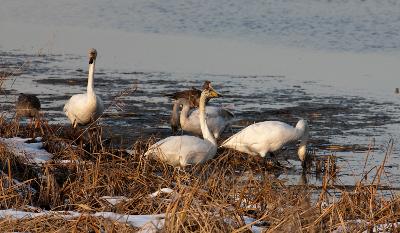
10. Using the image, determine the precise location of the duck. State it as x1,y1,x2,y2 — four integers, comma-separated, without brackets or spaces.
220,119,309,167
63,48,104,128
144,83,221,167
174,97,234,139
15,93,41,127
166,81,210,133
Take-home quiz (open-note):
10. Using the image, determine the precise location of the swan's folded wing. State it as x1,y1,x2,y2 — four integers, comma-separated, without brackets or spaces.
221,122,269,147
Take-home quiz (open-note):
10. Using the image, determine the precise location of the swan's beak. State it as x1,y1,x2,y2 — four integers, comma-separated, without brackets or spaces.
89,57,94,64
209,88,222,98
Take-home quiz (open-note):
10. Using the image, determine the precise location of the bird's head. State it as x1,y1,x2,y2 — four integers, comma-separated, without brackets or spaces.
88,48,97,64
202,82,222,99
202,80,211,90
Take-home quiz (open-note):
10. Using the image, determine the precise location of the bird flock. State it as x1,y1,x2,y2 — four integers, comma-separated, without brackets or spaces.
14,48,309,169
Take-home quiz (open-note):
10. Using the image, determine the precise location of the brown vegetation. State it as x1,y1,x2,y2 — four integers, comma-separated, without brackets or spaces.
0,116,399,232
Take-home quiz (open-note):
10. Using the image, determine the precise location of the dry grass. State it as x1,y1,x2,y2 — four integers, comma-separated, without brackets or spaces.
0,116,399,232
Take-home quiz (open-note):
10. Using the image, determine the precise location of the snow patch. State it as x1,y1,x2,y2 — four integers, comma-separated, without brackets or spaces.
0,137,53,165
149,188,175,198
0,209,165,231
100,196,131,206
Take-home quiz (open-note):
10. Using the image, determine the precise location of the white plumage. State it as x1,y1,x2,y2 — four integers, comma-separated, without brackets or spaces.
64,48,104,127
221,119,309,164
172,99,234,139
145,136,217,167
145,84,221,167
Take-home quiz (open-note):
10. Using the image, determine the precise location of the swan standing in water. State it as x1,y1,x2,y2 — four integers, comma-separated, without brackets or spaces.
220,119,309,167
64,48,104,128
145,84,221,167
15,93,41,127
166,81,210,133
174,98,234,139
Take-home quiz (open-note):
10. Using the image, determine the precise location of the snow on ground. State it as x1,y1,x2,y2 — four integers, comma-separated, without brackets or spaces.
0,208,268,232
148,188,175,198
0,209,166,232
0,137,52,165
100,196,131,206
332,219,400,233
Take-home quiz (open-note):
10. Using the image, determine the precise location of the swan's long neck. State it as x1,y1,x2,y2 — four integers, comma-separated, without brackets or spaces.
170,101,180,132
199,93,217,146
87,61,96,97
179,100,191,128
296,121,309,162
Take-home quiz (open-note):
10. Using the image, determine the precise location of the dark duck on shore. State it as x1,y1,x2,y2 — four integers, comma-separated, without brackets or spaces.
16,93,41,120
15,93,42,131
165,81,211,133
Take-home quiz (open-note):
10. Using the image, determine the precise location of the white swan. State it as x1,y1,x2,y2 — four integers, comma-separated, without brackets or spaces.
144,85,221,167
172,99,234,139
220,119,309,166
64,48,104,127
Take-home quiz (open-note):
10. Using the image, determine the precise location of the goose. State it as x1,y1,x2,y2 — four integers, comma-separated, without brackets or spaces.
144,84,221,167
63,48,104,128
166,81,210,133
15,93,41,126
173,98,234,139
220,119,309,167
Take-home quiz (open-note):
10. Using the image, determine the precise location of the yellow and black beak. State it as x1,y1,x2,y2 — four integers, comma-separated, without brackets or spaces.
209,87,222,98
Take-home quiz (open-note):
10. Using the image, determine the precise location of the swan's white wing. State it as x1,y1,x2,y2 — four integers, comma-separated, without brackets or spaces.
221,121,297,156
145,135,216,166
64,94,103,126
64,94,88,125
64,94,87,112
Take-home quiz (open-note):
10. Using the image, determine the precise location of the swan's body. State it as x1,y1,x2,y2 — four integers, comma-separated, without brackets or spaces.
16,93,41,119
64,48,104,127
166,81,210,133
221,119,309,164
174,99,234,139
144,135,216,167
145,84,221,167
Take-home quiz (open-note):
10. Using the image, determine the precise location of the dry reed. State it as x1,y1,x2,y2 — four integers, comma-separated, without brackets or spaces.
0,117,399,232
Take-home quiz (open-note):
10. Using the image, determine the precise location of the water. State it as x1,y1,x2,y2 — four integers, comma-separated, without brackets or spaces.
1,0,400,189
